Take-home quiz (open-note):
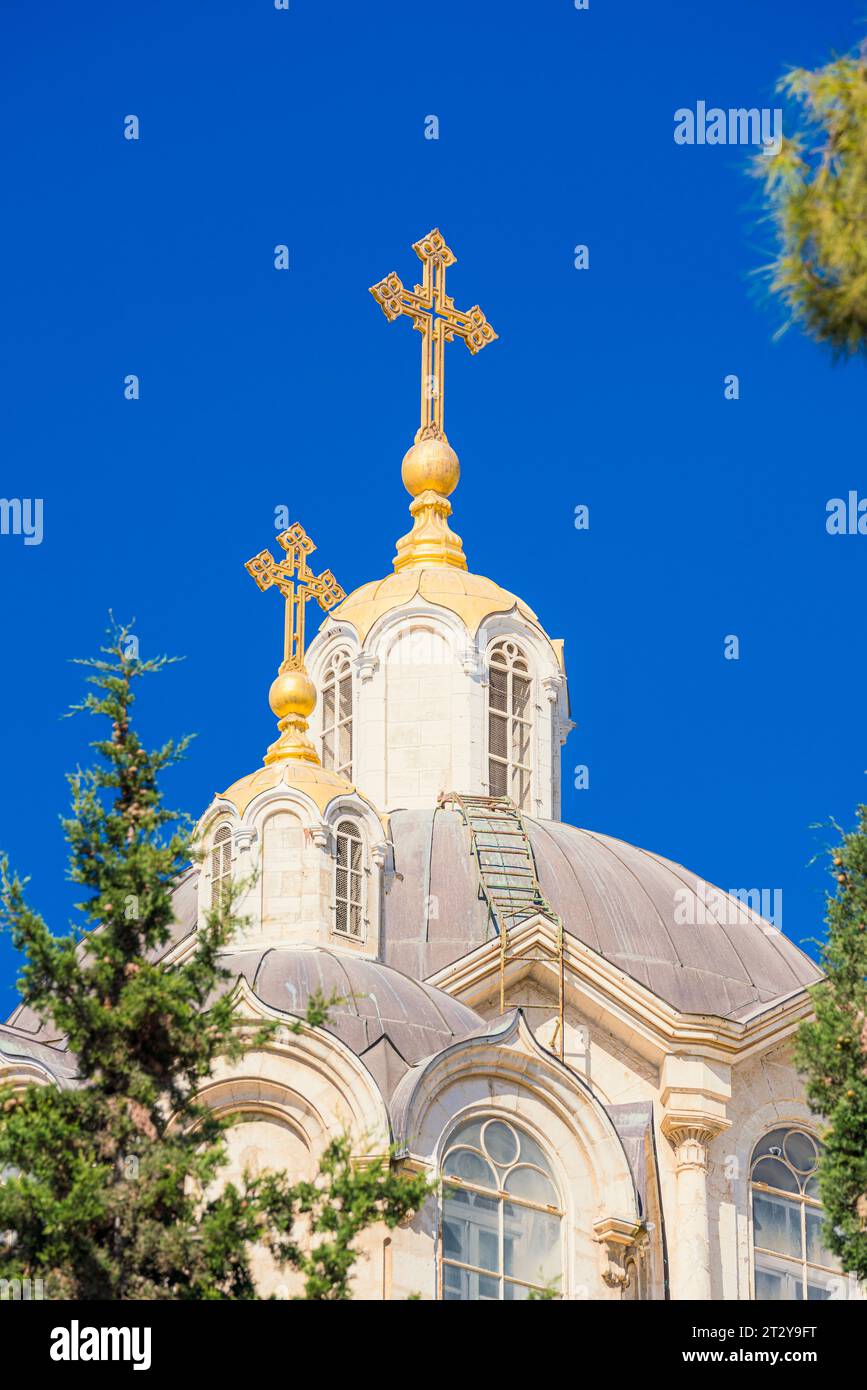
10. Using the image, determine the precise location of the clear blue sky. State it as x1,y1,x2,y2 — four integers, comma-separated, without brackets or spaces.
1,0,865,1013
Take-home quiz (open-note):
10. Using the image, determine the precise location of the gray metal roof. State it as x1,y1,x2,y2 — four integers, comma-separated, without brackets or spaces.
0,1021,78,1085
219,945,484,1095
383,808,822,1020
4,805,823,1099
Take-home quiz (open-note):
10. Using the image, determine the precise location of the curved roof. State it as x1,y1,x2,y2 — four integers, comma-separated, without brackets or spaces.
219,945,484,1095
218,759,357,818
324,565,538,644
0,1022,78,1085
382,808,823,1021
3,929,484,1099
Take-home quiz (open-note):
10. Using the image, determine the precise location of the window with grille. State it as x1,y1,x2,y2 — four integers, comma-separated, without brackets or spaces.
321,651,353,778
751,1127,845,1299
440,1117,562,1300
334,819,364,937
488,641,533,811
211,824,232,910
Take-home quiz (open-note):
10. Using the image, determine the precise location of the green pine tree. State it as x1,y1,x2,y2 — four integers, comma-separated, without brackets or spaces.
0,624,430,1299
752,38,867,357
796,803,867,1281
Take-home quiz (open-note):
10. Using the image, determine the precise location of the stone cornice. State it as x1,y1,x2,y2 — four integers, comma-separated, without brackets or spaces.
426,917,815,1065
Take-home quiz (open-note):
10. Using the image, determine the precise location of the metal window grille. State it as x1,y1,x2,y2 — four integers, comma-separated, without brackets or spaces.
321,651,353,778
488,641,532,812
335,819,364,937
211,825,232,910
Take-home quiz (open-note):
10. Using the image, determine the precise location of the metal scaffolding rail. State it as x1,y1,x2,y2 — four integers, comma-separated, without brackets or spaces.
438,792,565,1060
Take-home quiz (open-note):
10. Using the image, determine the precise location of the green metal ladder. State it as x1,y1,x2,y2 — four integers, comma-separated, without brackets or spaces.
438,793,565,1058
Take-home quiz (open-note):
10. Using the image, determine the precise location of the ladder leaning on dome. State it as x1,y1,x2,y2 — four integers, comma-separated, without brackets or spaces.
437,793,566,1062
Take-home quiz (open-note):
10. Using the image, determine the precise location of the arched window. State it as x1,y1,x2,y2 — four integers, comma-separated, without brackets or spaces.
211,825,232,909
440,1117,562,1300
321,651,353,779
334,820,364,938
488,641,533,810
751,1127,842,1300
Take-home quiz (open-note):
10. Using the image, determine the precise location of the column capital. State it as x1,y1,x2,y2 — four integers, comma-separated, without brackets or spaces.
661,1115,731,1172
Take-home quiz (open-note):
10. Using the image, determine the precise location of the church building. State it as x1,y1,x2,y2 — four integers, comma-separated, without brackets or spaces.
0,230,856,1302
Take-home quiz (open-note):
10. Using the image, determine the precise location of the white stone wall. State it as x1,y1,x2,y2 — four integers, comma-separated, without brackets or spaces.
307,604,570,817
196,788,384,956
469,977,865,1302
260,810,324,943
384,626,457,805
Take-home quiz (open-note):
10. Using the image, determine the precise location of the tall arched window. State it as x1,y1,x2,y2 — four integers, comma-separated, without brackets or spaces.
321,651,353,779
334,820,364,938
488,641,532,810
440,1117,562,1300
751,1127,842,1300
211,825,232,909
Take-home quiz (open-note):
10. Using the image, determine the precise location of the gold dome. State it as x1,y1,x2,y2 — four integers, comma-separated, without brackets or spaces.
219,759,356,817
401,436,460,498
324,566,539,645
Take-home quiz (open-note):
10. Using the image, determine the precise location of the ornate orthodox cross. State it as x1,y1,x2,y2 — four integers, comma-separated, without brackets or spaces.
369,228,497,442
245,522,345,670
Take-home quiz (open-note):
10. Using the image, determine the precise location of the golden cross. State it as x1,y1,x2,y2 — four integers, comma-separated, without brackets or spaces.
369,229,497,442
245,522,345,670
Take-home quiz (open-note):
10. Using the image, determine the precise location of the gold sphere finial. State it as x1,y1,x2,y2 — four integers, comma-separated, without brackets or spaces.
394,430,466,572
401,434,460,499
269,666,316,721
263,662,319,765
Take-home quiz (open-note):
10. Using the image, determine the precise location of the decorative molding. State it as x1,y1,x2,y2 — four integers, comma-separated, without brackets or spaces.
392,487,467,573
461,644,487,682
371,840,394,888
196,977,391,1157
233,827,257,855
427,917,815,1066
307,822,331,851
390,1012,641,1244
593,1215,646,1290
352,652,380,684
542,673,564,705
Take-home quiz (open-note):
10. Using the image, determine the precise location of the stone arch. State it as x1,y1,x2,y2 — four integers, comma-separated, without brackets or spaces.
366,602,468,669
478,612,563,681
478,615,568,820
390,1013,641,1299
305,625,360,768
200,985,391,1156
726,1094,824,1301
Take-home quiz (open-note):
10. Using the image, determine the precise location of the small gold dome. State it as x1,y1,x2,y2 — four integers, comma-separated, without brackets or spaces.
401,436,460,498
219,760,357,817
325,566,539,643
269,667,316,720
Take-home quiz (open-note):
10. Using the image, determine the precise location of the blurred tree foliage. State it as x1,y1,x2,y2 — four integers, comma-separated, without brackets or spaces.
797,803,867,1282
753,40,867,358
